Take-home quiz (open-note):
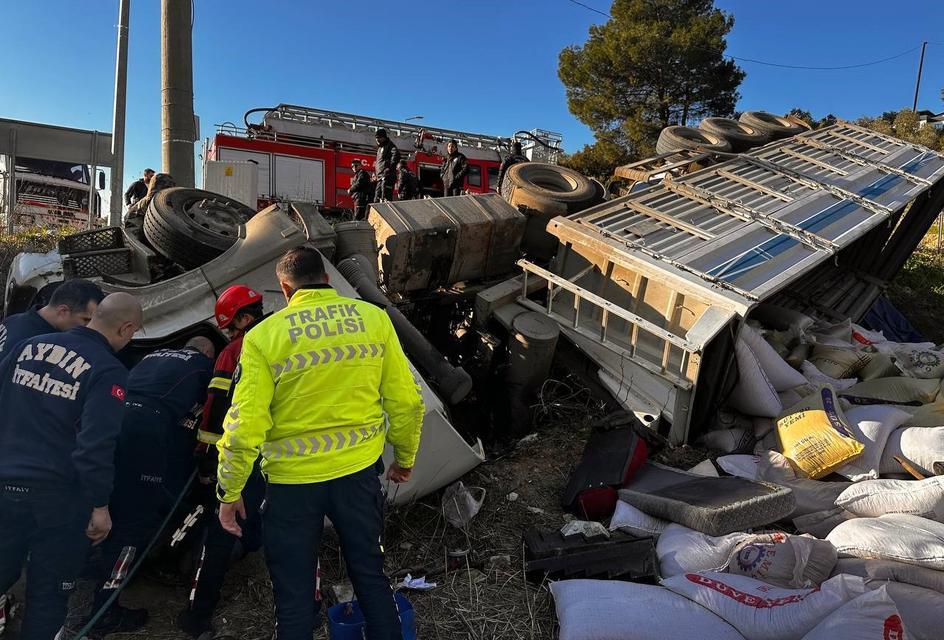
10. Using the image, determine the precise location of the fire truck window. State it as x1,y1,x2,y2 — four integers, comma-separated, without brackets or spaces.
467,165,482,188
487,167,499,190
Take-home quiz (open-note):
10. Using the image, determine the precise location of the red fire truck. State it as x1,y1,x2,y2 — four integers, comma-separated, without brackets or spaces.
203,104,562,212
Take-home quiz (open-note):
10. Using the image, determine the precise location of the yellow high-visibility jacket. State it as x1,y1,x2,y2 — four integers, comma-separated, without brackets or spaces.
216,286,424,502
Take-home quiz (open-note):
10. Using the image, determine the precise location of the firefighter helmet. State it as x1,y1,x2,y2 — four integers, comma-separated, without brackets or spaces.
215,285,262,329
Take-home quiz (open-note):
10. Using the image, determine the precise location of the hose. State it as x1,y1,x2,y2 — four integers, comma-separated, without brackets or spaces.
337,254,473,405
243,107,280,130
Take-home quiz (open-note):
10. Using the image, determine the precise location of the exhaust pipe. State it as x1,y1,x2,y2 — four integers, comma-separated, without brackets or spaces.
337,254,473,405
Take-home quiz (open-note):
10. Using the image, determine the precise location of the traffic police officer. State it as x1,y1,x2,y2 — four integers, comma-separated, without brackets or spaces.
86,337,215,636
0,279,104,359
0,293,142,640
177,286,267,637
218,247,424,640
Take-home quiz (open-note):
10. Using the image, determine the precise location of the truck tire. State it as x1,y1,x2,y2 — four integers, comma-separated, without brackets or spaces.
502,163,599,213
699,117,770,152
143,187,256,269
656,126,732,155
738,111,810,140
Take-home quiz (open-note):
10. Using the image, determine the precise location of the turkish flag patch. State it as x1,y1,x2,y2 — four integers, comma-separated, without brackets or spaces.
111,385,126,401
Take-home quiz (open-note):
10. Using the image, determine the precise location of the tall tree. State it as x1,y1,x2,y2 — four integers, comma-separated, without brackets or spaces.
858,109,943,151
559,0,745,158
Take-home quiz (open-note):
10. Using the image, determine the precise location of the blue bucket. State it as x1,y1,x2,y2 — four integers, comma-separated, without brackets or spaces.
327,592,417,640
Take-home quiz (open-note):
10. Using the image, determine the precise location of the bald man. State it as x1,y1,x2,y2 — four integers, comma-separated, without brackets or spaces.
85,336,217,635
0,292,142,640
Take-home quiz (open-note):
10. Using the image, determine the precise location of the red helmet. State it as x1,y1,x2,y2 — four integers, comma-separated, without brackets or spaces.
215,285,262,329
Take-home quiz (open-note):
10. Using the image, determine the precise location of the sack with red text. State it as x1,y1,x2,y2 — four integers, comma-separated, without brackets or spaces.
802,586,906,640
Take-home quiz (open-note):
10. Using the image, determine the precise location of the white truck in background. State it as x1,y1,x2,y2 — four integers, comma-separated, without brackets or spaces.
0,156,105,230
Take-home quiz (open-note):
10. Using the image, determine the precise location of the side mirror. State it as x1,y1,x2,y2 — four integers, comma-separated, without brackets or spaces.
98,170,106,190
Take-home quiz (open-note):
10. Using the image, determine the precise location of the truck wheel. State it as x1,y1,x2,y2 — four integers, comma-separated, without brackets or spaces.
502,163,599,214
143,187,256,269
738,111,810,140
699,117,770,152
656,126,732,155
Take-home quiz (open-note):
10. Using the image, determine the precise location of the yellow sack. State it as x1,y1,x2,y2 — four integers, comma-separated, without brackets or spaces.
777,386,864,479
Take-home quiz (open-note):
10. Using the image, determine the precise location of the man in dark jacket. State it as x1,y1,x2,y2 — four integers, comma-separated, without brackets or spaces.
86,337,216,636
347,159,373,220
395,160,420,200
497,141,529,195
0,279,105,359
124,169,155,206
441,140,469,196
0,293,142,640
373,129,401,202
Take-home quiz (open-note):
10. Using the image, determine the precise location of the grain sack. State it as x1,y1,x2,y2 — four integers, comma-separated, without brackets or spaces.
728,335,782,417
550,579,747,640
874,341,935,357
688,459,721,476
608,500,669,538
879,426,944,477
834,558,944,595
701,427,756,455
892,345,944,379
801,587,905,640
809,345,871,379
800,361,857,391
741,323,808,391
858,352,900,381
811,318,855,346
835,405,910,482
881,582,942,640
716,455,761,480
757,450,852,517
660,572,866,640
728,532,838,588
840,377,942,407
903,402,944,427
836,477,944,521
787,343,813,369
777,387,864,479
851,323,887,346
793,508,858,538
656,524,750,578
826,514,944,570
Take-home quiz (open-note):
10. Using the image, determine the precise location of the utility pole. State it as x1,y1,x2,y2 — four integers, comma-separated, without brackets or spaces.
109,0,130,226
161,0,194,187
913,41,928,112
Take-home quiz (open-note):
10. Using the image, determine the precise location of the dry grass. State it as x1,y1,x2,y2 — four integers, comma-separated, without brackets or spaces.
0,226,72,313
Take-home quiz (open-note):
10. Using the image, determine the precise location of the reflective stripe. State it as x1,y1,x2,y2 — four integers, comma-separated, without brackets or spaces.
208,376,232,392
270,343,385,381
261,423,383,459
197,430,221,445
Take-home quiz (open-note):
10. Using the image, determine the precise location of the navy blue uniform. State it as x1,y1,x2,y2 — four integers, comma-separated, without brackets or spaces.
0,327,126,640
93,347,213,610
0,306,55,359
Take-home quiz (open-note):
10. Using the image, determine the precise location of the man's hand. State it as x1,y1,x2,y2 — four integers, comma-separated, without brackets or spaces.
219,497,246,537
386,463,412,484
86,506,112,545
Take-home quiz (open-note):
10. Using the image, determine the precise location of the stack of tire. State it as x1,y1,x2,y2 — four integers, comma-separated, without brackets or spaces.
500,163,605,260
143,187,257,269
655,111,812,156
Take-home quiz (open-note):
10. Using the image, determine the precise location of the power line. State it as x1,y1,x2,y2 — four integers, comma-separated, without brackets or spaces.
563,0,924,71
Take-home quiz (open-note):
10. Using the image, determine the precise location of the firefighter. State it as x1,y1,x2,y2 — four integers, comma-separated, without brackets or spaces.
497,141,529,195
124,169,155,207
0,279,105,359
440,139,469,197
373,128,401,202
177,286,267,638
217,247,423,640
0,293,142,640
395,160,420,200
85,337,216,636
348,159,373,220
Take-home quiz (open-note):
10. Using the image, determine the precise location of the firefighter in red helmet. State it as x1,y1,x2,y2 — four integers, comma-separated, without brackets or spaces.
177,285,267,637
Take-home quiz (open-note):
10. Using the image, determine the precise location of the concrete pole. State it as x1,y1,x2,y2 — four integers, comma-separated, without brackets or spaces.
5,130,16,234
109,0,131,227
161,0,194,187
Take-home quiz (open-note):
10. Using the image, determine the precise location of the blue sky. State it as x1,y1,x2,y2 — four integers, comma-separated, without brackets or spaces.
2,0,943,192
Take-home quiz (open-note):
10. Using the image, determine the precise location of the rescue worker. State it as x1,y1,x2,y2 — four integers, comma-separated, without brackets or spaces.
177,286,267,638
0,293,142,640
440,139,469,197
0,279,104,358
124,169,155,207
217,247,424,640
85,337,216,636
373,128,401,202
348,159,373,220
395,160,420,200
497,141,529,195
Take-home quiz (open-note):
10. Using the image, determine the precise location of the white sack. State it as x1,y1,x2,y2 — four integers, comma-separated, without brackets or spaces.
656,523,750,578
701,427,756,455
688,459,720,477
873,341,935,356
740,323,808,391
891,345,944,379
826,514,944,570
851,324,887,346
881,581,944,640
879,426,944,477
836,476,944,522
660,572,866,640
800,360,857,391
756,450,852,517
727,532,838,588
729,335,783,418
550,579,747,640
716,455,761,480
793,508,857,539
801,586,905,640
608,500,668,538
836,405,910,481
833,558,944,595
